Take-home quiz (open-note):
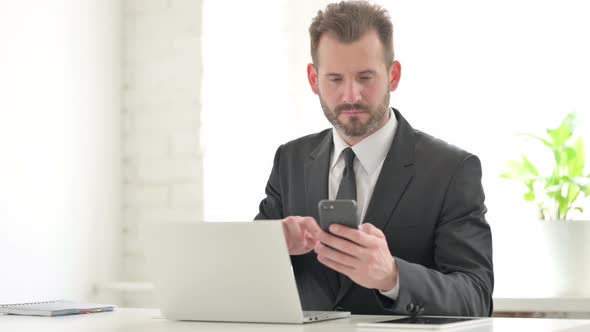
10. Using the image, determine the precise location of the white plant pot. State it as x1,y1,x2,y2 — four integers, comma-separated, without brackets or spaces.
493,220,590,298
540,220,590,297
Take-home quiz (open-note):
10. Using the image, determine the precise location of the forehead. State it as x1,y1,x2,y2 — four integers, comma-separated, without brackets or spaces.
316,30,387,73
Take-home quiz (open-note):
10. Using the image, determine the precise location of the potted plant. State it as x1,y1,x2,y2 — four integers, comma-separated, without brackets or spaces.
501,112,590,297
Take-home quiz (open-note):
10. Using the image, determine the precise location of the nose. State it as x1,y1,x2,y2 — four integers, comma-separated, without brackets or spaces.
342,79,362,104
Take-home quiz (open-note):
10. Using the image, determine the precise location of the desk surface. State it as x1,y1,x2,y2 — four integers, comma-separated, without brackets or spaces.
99,281,590,313
1,308,590,331
494,297,590,313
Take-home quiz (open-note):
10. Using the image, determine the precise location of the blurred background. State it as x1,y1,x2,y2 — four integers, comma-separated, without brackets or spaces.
1,0,589,316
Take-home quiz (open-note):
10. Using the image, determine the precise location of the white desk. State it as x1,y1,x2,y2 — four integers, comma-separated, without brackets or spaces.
96,282,590,316
494,297,590,313
2,308,590,332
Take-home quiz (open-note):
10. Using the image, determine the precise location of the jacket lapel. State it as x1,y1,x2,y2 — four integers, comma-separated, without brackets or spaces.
334,108,416,306
363,109,416,230
304,131,333,221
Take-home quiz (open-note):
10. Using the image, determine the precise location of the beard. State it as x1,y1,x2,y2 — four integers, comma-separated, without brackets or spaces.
320,91,390,137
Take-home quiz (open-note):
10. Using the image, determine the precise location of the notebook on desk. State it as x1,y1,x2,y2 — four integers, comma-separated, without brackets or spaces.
0,300,114,317
143,221,351,324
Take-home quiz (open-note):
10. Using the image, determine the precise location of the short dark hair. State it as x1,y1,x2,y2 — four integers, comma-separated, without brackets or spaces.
309,1,394,66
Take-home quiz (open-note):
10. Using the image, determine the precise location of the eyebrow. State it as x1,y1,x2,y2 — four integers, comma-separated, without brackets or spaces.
325,73,342,78
359,70,377,76
324,70,377,77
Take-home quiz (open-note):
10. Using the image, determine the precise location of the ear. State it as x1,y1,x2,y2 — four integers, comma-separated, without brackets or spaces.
307,63,319,95
389,61,402,92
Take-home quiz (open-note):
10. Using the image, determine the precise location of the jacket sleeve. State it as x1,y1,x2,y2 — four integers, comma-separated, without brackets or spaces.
376,155,494,317
254,145,285,221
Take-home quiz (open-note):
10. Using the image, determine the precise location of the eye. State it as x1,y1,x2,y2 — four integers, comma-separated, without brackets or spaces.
328,77,342,82
359,75,373,81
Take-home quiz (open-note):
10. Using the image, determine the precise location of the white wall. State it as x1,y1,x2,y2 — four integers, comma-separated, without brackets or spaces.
122,0,203,306
0,0,121,303
201,0,330,222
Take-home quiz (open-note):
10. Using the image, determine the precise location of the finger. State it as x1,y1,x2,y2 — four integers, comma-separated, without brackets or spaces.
314,243,358,268
329,224,373,247
284,218,304,243
317,254,355,276
281,218,293,242
304,232,319,249
359,223,385,239
319,231,363,258
301,217,322,238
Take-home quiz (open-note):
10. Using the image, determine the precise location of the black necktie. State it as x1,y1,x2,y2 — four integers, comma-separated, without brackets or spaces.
334,147,357,294
336,147,357,201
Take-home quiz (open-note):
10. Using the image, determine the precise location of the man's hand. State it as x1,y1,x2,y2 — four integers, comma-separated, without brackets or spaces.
281,216,322,256
314,223,398,291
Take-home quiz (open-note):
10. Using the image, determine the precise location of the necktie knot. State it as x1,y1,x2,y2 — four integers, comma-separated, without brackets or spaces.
342,147,355,169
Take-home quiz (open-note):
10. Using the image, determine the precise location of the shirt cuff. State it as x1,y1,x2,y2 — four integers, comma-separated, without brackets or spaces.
379,272,400,300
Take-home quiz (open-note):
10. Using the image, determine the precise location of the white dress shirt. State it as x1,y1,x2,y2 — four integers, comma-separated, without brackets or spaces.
328,109,400,300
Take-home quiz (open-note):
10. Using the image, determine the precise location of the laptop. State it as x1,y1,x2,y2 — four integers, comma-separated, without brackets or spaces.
143,221,351,324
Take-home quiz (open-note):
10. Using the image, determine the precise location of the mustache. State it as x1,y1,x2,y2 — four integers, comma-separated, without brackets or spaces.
334,103,370,114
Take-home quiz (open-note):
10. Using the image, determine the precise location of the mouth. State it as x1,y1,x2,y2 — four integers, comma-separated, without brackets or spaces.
339,109,366,116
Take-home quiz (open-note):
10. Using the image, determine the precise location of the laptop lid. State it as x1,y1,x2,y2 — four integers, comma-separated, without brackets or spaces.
143,221,308,323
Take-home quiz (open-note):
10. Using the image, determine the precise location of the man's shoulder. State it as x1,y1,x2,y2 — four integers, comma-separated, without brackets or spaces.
412,128,475,163
394,109,475,164
279,128,332,155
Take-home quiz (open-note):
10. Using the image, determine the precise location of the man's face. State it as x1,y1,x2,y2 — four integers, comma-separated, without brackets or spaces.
308,30,401,139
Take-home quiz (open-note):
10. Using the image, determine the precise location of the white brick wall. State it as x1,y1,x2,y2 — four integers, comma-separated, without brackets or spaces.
122,0,203,306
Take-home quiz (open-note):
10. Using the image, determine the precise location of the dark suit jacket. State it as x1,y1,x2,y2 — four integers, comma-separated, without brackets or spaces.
255,109,494,317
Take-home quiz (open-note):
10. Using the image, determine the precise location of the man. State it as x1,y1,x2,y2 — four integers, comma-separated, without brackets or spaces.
255,1,493,317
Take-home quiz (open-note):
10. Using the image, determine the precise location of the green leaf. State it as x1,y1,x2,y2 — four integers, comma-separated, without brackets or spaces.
564,147,577,162
521,156,540,176
554,149,565,168
579,185,590,196
524,191,535,201
518,133,553,150
565,180,580,209
568,137,585,177
500,172,513,180
547,113,576,148
524,181,536,201
558,196,569,220
502,158,539,181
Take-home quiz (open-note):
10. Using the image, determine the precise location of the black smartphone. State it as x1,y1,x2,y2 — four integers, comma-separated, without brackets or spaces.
317,199,359,233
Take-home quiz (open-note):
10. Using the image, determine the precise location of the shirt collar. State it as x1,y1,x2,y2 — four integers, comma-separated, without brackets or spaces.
331,109,398,175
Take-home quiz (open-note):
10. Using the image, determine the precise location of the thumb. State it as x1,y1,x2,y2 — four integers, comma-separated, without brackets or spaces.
360,222,385,239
